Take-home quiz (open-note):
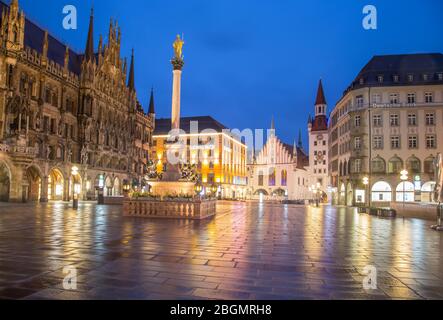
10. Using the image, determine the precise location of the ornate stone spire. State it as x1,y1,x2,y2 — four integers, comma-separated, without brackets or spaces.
84,8,94,62
148,87,155,114
128,49,135,91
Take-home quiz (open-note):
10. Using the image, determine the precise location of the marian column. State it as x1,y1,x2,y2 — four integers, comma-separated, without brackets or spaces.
171,35,185,131
161,35,185,182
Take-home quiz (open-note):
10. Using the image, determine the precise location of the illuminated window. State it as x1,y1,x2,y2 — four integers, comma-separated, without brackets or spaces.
281,170,287,187
371,181,392,202
396,182,415,202
268,168,276,187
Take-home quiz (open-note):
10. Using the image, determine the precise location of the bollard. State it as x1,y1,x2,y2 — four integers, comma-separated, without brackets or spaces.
73,193,78,210
431,203,443,231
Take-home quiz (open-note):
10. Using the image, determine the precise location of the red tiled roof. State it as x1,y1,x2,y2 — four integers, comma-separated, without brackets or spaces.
311,115,328,132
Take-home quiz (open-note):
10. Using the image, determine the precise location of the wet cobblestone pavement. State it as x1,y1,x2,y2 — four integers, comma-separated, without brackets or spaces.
0,201,443,300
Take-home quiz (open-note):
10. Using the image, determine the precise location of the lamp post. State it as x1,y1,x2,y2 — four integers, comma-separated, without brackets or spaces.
194,182,203,199
316,182,321,207
71,166,79,210
210,184,218,198
363,176,369,207
122,179,130,198
311,184,319,207
400,169,409,212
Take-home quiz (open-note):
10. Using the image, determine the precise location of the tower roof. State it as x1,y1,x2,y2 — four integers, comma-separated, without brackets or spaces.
148,87,155,114
128,49,135,90
315,79,327,105
84,8,94,62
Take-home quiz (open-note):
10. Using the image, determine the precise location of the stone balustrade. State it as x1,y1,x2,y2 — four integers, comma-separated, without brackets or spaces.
0,143,38,156
123,198,216,220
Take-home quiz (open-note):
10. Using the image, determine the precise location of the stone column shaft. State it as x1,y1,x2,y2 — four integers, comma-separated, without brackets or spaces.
171,69,182,131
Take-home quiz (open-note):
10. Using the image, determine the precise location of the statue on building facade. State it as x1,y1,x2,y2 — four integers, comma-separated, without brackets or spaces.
80,146,89,164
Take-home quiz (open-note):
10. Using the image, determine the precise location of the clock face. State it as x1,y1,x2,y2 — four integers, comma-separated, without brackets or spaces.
317,135,323,141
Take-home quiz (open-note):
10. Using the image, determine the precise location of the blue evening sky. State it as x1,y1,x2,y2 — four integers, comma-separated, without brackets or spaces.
16,0,443,147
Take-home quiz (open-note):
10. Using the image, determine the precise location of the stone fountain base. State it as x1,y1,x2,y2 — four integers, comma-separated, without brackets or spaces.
148,180,195,197
123,197,216,219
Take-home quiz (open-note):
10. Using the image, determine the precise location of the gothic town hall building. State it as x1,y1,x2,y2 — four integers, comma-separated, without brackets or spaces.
0,0,155,202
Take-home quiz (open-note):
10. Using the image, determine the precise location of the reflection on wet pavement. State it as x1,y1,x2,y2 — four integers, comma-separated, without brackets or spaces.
0,201,442,300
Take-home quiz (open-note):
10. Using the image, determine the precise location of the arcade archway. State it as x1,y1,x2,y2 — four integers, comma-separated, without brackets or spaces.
346,183,353,206
48,168,64,201
0,161,11,202
24,166,42,202
104,176,113,196
113,177,121,196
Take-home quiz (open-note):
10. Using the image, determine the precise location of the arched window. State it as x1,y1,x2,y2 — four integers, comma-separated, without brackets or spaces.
281,170,287,186
396,181,415,202
371,181,392,202
372,156,386,173
388,156,403,174
406,156,421,174
424,156,435,174
269,168,276,187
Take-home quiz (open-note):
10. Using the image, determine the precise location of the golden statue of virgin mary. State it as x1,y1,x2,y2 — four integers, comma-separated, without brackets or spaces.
173,34,184,60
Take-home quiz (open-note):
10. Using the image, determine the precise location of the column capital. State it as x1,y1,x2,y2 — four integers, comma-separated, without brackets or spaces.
171,58,184,71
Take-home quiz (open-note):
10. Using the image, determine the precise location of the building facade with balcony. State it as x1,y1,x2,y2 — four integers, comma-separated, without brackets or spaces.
152,116,248,199
329,53,443,207
0,0,154,202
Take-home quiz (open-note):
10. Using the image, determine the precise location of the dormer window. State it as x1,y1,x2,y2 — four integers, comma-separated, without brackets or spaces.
407,74,414,82
393,75,399,83
423,74,428,81
377,75,384,83
359,78,364,85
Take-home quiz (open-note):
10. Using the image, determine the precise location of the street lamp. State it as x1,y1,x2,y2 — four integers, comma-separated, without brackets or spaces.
210,184,218,197
311,184,319,207
194,182,203,198
122,179,130,197
363,176,369,207
400,169,409,212
71,166,79,210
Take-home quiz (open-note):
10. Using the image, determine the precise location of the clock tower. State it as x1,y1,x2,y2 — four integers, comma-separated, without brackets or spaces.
308,79,330,202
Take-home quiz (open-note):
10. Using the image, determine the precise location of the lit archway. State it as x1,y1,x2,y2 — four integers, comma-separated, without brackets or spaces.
371,181,392,202
113,177,121,196
0,161,11,202
253,189,269,196
396,181,415,202
25,165,42,202
346,182,353,206
340,183,346,203
272,188,286,197
104,176,113,196
48,168,64,201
